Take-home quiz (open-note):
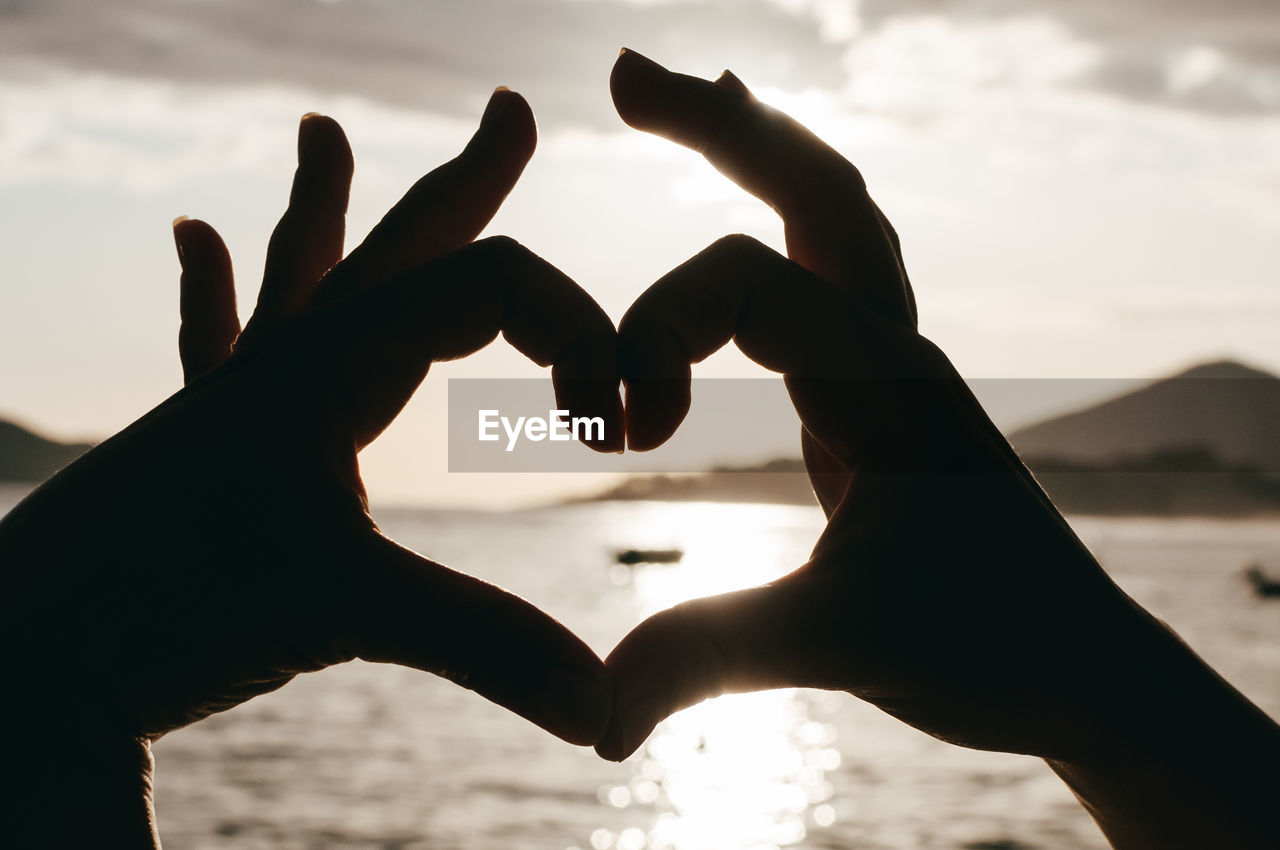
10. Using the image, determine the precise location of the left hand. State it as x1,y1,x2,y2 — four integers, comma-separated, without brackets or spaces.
0,91,620,847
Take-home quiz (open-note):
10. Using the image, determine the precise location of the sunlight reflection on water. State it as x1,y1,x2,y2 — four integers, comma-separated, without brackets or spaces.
588,503,833,850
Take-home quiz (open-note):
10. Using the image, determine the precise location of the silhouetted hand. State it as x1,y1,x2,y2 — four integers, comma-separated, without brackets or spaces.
0,90,621,847
598,51,1280,850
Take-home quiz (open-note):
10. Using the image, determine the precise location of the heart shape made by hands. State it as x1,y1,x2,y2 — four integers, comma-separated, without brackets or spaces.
162,48,1152,772
5,52,1164,850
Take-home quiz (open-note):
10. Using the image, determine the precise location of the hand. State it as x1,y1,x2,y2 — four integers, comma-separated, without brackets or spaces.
599,52,1280,849
0,90,621,846
597,49,1186,763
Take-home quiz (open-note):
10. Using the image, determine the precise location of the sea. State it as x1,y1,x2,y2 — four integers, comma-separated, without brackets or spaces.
3,487,1279,850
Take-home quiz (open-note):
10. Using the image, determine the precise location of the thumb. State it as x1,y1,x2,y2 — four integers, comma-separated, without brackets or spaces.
348,533,613,747
596,569,828,761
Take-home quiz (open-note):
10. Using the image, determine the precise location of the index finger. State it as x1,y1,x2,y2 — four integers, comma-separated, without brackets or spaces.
322,237,624,452
610,50,913,327
618,235,939,457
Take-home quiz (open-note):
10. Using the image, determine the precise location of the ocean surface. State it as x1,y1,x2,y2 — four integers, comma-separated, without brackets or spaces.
3,486,1279,850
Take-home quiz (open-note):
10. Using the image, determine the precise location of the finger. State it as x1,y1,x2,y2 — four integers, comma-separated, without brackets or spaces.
618,234,935,453
323,236,623,451
352,533,612,746
611,49,914,327
315,88,537,302
596,570,831,761
237,113,353,348
174,217,239,383
620,234,1041,486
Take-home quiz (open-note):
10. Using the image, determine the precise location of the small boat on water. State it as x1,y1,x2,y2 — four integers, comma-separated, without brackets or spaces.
616,548,684,566
1244,564,1280,599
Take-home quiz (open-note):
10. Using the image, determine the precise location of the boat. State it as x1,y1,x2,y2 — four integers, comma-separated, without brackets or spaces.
1244,563,1280,598
615,548,684,566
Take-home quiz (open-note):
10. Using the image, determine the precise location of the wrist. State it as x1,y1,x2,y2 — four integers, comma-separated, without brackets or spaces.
1045,613,1280,848
5,649,159,847
10,726,158,848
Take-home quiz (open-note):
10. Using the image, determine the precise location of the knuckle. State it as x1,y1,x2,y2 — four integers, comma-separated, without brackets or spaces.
470,233,524,260
708,232,766,261
911,334,956,377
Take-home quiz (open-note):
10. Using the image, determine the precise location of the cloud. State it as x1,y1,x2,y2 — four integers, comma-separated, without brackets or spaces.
5,0,1275,129
0,0,846,130
857,0,1280,114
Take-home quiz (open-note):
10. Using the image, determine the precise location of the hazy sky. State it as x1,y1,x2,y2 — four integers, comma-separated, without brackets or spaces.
2,0,1278,506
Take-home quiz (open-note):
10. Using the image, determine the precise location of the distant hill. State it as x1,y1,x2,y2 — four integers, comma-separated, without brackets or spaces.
571,459,816,506
573,360,1280,517
1008,360,1280,470
0,418,93,483
1006,360,1280,516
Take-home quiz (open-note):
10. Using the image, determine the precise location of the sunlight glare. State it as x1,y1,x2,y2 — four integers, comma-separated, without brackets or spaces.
593,503,836,850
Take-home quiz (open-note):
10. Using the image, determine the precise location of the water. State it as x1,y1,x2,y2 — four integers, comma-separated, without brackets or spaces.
4,486,1279,849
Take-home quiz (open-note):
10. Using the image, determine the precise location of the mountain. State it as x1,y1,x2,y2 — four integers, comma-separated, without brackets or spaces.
570,459,816,506
573,360,1280,516
1008,360,1280,471
0,418,93,483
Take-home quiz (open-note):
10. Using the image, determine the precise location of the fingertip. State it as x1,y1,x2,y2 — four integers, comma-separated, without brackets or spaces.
595,685,668,761
297,112,325,160
532,666,615,747
610,47,669,130
715,69,752,99
611,50,732,155
173,218,228,265
596,605,718,761
595,724,646,762
478,86,537,162
594,685,645,761
549,329,625,453
617,323,691,451
298,113,354,180
622,378,688,452
330,118,356,178
606,396,626,454
172,216,190,262
551,373,626,454
595,389,627,454
613,47,666,77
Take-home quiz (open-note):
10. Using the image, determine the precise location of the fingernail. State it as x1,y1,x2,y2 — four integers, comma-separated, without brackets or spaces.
616,48,666,75
298,112,325,161
716,69,751,97
172,216,189,264
479,86,517,131
541,668,613,746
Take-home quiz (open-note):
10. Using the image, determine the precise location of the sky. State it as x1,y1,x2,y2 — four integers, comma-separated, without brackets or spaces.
1,0,1279,507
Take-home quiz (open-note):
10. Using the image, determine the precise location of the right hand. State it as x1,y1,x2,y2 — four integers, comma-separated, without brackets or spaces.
598,50,1179,767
